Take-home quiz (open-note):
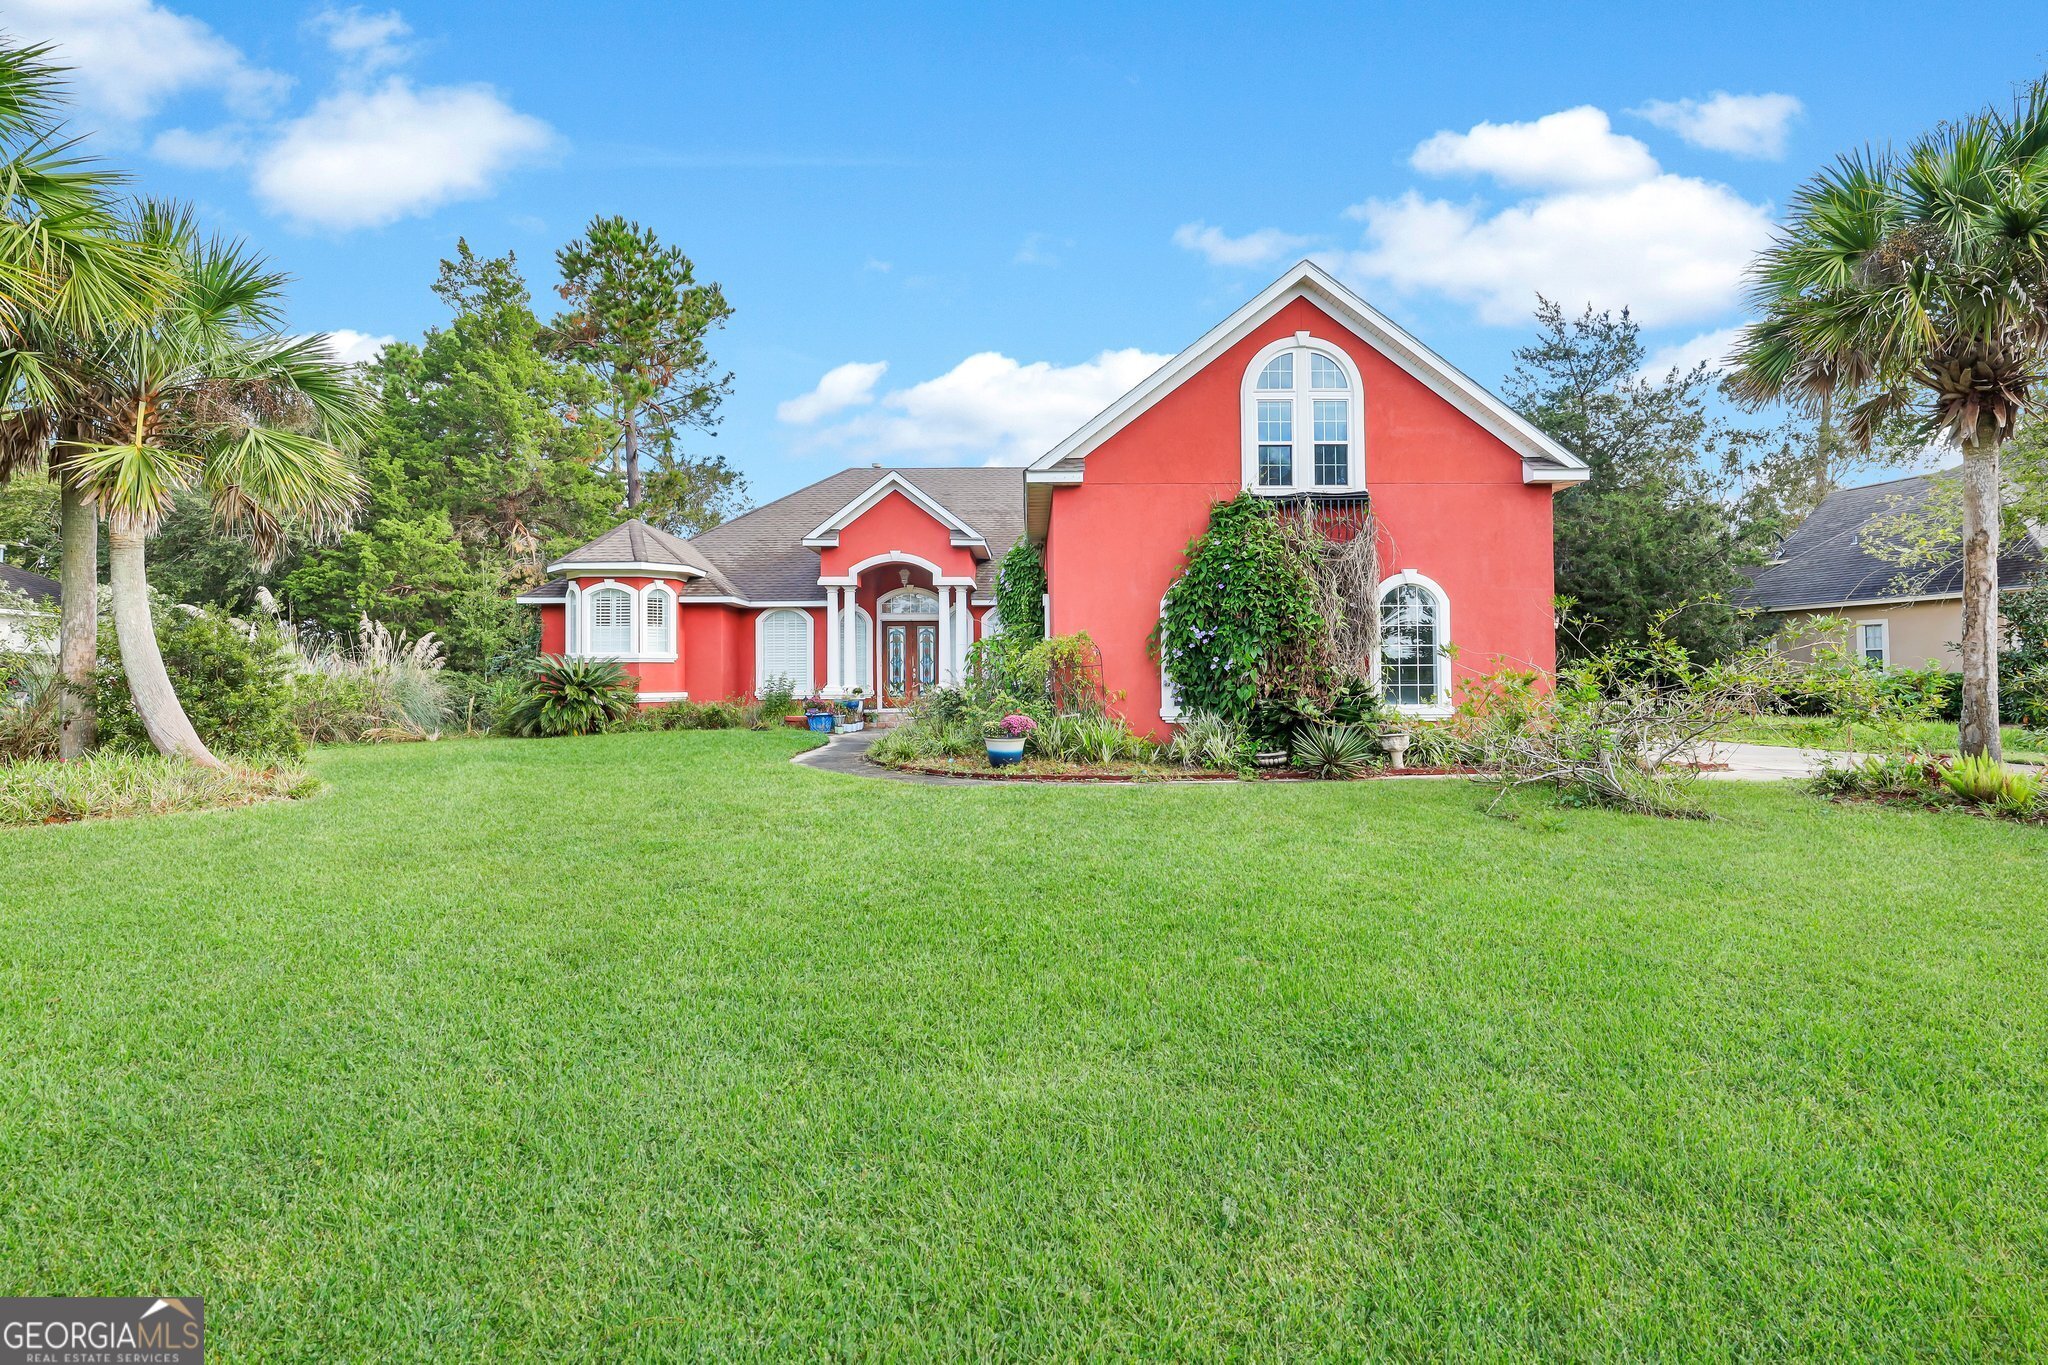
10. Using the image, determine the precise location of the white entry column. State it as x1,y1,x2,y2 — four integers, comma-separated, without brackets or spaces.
935,586,954,687
842,588,861,695
823,586,843,695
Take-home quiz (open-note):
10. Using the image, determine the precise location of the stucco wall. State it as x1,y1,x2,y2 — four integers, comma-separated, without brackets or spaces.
1771,599,1964,669
1046,296,1561,737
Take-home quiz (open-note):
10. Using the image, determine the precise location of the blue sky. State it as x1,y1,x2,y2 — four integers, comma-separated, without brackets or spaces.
13,1,2048,499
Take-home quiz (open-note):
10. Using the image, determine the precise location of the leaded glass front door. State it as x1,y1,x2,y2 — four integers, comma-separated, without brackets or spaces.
882,623,938,707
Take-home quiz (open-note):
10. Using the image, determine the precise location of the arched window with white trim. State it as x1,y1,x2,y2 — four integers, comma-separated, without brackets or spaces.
757,608,813,694
1377,573,1450,712
980,605,1003,640
588,586,634,655
564,584,581,655
1243,337,1361,493
643,585,675,659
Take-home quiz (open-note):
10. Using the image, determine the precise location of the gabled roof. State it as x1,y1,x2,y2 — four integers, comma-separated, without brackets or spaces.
800,470,990,553
0,562,59,605
513,577,570,605
1026,259,1589,486
1743,469,2047,611
545,518,736,593
692,466,1025,601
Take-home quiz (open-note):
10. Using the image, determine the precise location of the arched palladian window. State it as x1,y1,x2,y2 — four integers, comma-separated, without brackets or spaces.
757,608,813,694
1377,572,1450,713
644,586,676,659
588,586,634,655
980,605,1003,640
564,584,582,655
880,587,940,616
1244,337,1361,493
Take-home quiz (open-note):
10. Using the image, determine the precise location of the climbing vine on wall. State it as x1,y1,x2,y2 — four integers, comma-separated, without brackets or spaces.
1156,493,1329,719
993,539,1046,643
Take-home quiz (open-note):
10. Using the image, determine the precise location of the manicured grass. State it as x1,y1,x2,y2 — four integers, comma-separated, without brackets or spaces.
1719,713,2048,762
4,732,2046,1358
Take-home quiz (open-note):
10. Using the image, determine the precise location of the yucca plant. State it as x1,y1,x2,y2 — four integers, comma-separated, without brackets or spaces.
1291,721,1378,779
501,655,638,737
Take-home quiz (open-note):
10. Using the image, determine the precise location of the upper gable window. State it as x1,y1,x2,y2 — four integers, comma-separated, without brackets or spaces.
1242,337,1361,494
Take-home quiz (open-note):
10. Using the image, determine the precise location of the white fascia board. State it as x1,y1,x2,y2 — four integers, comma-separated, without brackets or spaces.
544,560,703,578
801,471,987,546
1523,461,1592,485
1028,259,1587,478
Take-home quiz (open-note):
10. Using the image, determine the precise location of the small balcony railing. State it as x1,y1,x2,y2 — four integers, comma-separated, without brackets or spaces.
1266,491,1373,543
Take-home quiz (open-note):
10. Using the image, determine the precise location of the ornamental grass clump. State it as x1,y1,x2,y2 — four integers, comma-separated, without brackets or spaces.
1291,722,1379,779
0,752,314,826
501,656,638,737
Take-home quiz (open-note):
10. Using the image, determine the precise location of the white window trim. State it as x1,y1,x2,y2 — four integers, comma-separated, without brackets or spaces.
1856,617,1890,668
875,585,942,619
1371,569,1452,718
569,579,680,662
1158,591,1183,722
755,607,815,696
1240,332,1364,495
980,604,1003,640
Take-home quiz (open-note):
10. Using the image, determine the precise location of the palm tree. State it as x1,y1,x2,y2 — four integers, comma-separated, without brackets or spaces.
62,204,371,767
1728,79,2048,760
0,41,165,757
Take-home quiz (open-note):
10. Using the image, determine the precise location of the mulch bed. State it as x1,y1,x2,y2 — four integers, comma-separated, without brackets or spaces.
875,758,1489,784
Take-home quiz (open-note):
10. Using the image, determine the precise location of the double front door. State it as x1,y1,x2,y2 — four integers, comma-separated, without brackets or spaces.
883,622,938,707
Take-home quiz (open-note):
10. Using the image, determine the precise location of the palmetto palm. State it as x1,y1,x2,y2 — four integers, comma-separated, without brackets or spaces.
0,40,166,757
62,204,371,767
1728,79,2048,759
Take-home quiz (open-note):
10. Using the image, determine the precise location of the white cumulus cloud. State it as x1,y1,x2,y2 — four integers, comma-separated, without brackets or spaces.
1340,175,1772,326
150,124,249,169
1634,92,1802,159
309,6,414,76
793,349,1170,466
5,0,290,123
251,77,555,230
778,361,888,424
1172,221,1314,268
1409,106,1658,190
1637,325,1746,381
320,329,396,366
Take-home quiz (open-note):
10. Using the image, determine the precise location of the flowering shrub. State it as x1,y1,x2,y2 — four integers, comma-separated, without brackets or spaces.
1156,494,1325,720
983,712,1038,739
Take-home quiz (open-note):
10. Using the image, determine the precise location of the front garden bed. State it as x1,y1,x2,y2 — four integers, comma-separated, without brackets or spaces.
869,752,1488,783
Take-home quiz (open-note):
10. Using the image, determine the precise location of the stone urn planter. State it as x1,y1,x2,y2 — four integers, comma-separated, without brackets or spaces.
1381,731,1411,770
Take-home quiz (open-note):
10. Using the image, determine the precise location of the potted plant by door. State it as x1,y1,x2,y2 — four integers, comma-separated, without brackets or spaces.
982,712,1037,767
839,689,866,733
803,695,836,733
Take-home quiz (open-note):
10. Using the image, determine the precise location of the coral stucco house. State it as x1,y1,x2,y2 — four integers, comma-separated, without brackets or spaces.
519,262,1587,734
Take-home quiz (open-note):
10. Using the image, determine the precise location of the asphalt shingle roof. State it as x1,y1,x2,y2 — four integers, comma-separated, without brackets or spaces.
686,466,1026,601
1743,469,2044,610
0,562,60,604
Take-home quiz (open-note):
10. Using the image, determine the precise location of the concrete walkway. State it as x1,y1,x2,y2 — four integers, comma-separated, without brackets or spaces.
791,728,990,786
1687,741,1853,781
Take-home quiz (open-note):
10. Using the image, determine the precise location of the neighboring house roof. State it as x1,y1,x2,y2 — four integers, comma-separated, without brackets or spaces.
1743,469,2047,611
1025,259,1590,488
0,562,60,605
542,467,1025,605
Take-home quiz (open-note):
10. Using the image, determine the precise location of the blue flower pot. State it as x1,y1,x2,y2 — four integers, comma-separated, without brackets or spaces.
806,713,835,733
985,736,1027,767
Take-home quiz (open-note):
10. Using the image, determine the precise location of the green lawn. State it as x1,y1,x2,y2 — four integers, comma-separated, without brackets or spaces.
1718,713,2048,763
5,733,2047,1359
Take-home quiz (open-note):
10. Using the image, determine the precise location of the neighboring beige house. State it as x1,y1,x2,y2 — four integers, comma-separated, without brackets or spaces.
0,557,60,654
1745,469,2044,668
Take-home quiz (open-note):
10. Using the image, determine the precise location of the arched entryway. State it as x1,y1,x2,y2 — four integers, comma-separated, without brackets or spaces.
818,556,979,709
